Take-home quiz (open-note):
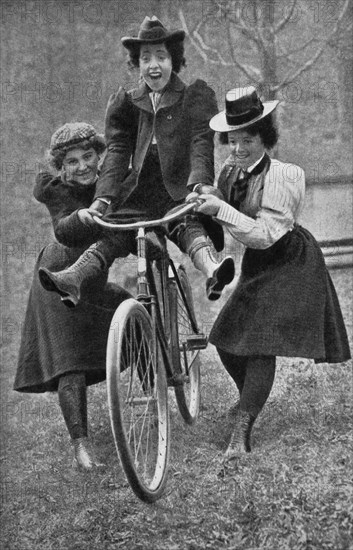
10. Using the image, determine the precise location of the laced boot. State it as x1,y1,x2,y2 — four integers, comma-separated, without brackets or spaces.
38,245,107,308
191,246,235,301
72,437,104,471
224,409,255,459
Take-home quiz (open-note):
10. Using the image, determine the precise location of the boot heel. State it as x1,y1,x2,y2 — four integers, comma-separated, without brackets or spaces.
224,410,255,460
72,437,104,471
206,257,235,301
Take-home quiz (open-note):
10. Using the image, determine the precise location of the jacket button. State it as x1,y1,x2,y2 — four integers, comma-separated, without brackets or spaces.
167,114,172,120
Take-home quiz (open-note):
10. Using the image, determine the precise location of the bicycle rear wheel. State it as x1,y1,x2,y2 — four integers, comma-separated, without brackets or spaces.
107,299,169,503
169,265,201,425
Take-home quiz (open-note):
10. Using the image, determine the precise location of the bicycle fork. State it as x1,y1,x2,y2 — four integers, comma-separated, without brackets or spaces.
135,228,175,385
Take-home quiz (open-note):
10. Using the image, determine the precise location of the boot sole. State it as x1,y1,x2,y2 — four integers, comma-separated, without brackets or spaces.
38,268,79,308
207,257,235,301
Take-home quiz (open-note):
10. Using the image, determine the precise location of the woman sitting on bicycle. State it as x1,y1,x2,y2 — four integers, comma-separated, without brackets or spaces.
38,16,235,307
194,87,351,459
14,122,132,470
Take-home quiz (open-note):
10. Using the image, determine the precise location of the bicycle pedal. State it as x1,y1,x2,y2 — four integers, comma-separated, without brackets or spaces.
186,334,208,350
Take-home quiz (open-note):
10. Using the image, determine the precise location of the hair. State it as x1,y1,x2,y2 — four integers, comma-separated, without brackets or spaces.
47,135,106,171
126,39,186,73
219,113,279,149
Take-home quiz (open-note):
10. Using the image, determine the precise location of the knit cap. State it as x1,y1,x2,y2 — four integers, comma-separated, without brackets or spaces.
50,122,97,152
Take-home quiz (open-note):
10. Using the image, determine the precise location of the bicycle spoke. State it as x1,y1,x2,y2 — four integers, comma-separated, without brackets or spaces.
107,299,169,502
169,267,201,424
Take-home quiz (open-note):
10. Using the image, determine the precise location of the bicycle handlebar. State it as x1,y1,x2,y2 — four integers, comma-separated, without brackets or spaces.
93,200,200,230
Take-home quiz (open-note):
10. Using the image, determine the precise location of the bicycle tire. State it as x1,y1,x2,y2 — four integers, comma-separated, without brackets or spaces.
106,298,170,503
168,266,201,425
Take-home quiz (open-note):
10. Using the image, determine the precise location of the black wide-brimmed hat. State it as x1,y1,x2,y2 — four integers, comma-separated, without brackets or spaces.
210,86,279,132
121,16,185,49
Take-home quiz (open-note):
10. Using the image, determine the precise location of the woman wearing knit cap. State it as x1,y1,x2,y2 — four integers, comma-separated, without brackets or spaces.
38,16,234,307
193,87,351,460
14,122,131,470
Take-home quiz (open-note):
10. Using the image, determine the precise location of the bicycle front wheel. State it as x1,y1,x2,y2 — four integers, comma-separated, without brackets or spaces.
169,266,201,425
107,299,169,503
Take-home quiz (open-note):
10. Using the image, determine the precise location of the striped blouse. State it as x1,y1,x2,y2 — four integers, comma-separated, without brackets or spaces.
216,156,305,250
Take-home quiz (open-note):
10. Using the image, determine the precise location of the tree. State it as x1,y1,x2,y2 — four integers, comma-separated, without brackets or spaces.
178,0,351,100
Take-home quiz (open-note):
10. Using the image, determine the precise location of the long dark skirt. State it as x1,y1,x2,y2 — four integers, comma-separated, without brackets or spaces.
14,243,132,393
209,225,351,363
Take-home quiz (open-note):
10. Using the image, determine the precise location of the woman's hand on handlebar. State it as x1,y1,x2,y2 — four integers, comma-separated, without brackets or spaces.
78,207,104,226
194,194,223,216
185,184,224,215
78,198,110,226
192,184,224,199
185,191,201,204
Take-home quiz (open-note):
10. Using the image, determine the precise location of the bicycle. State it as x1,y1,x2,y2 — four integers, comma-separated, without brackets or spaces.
94,201,207,503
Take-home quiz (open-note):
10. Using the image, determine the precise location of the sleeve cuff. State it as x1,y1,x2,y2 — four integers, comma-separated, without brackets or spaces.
216,201,240,226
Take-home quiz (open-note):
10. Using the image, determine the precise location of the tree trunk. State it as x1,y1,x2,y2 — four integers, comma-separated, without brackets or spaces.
260,0,277,100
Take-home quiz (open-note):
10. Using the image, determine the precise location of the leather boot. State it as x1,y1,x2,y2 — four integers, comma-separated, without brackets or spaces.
191,247,235,301
206,256,235,300
72,437,104,471
224,409,255,459
38,245,107,308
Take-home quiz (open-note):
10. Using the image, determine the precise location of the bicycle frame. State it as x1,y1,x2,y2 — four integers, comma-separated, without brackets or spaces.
135,225,190,387
93,201,207,386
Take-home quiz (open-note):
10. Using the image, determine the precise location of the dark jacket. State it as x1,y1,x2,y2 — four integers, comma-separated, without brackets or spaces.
15,175,132,393
33,173,102,248
94,73,218,204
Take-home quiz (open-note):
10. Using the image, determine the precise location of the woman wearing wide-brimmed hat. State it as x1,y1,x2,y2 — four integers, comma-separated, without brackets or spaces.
14,122,131,470
38,16,235,307
193,87,351,459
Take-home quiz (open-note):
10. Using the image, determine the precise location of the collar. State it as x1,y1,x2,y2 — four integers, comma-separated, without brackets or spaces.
223,152,270,180
130,72,185,112
246,153,265,174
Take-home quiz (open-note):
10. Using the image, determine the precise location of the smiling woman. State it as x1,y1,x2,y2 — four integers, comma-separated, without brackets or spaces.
14,122,131,471
37,15,236,309
139,43,172,92
194,87,351,461
61,147,100,186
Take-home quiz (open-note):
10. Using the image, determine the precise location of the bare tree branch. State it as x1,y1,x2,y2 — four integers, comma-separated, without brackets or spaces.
275,0,351,90
276,37,320,59
275,0,298,33
179,5,259,74
180,0,351,96
193,28,232,65
178,8,235,66
273,48,324,91
178,9,210,63
225,17,262,80
225,0,265,48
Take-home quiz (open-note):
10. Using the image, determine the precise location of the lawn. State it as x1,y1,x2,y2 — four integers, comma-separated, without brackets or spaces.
0,258,352,550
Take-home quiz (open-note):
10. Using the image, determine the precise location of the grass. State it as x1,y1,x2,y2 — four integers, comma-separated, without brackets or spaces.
0,259,352,550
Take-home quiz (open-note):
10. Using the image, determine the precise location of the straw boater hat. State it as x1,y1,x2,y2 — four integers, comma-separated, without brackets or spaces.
210,86,279,132
121,16,185,50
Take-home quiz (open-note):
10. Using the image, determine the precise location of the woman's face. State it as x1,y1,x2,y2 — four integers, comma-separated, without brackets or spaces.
62,147,99,185
228,130,265,170
139,42,172,92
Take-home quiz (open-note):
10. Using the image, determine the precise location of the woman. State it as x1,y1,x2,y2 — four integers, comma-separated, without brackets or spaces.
14,122,131,470
194,87,351,459
38,16,234,307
